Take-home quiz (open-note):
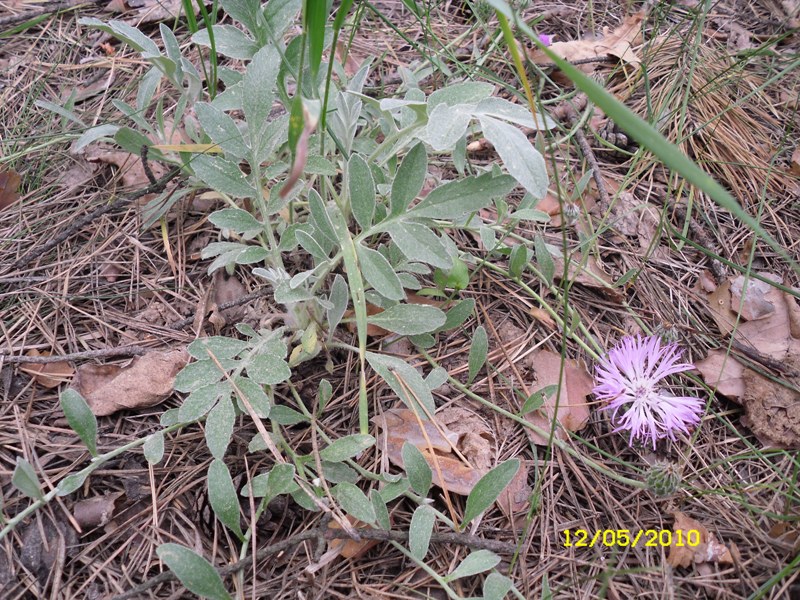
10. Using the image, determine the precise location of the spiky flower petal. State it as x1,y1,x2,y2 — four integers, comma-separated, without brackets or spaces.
593,335,703,448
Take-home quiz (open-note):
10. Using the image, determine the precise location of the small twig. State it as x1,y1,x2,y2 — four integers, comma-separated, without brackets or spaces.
8,167,182,273
167,287,273,330
140,145,159,186
0,346,149,364
555,94,610,209
107,526,518,600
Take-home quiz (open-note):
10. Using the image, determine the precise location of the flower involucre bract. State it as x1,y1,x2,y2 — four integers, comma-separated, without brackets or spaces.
593,335,703,448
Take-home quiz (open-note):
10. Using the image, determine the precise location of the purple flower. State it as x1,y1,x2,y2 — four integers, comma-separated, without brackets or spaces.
538,34,553,47
593,335,703,448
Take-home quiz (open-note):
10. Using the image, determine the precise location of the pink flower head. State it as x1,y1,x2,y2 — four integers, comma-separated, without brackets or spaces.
593,335,703,448
538,34,553,47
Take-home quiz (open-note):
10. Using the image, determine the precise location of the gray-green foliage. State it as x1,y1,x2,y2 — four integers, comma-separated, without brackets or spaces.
58,4,554,596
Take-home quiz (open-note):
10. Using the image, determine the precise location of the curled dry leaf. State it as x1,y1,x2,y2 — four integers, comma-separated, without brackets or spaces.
522,350,592,445
326,515,382,560
667,511,737,569
552,252,623,301
72,349,188,416
695,273,800,448
72,492,124,530
18,351,74,389
373,408,483,496
0,167,21,212
527,11,644,74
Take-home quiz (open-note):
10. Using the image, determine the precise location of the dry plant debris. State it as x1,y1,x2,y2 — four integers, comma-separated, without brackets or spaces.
18,351,74,388
667,511,738,570
527,11,644,73
0,167,20,211
71,349,188,416
522,349,592,445
696,273,800,448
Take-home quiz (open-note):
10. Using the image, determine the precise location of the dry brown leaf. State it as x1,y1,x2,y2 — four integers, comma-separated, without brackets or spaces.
667,512,736,568
552,252,623,301
696,273,800,448
326,516,381,559
210,270,248,328
19,351,74,389
528,11,644,73
372,408,483,496
345,293,446,338
72,492,123,530
529,306,557,330
72,349,188,416
791,147,800,177
496,460,531,520
522,350,592,444
106,0,189,23
0,167,21,212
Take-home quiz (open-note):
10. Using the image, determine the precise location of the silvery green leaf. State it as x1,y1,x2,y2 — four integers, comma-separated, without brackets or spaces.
368,303,445,335
462,459,519,527
484,572,514,600
156,544,231,600
348,153,375,230
193,25,258,59
195,102,249,159
262,0,302,40
402,442,432,497
390,142,427,215
379,477,409,503
295,229,329,262
473,97,558,130
144,431,165,464
233,376,271,418
243,44,281,159
205,396,235,460
511,208,551,222
269,405,309,425
305,155,337,175
321,461,359,484
397,272,420,290
193,155,257,198
355,244,405,301
327,274,348,335
409,504,435,560
137,67,162,111
208,459,244,538
12,457,43,500
236,246,269,263
411,173,516,219
425,103,473,152
179,383,228,422
425,367,449,390
161,408,181,427
319,434,375,463
243,463,297,500
366,352,435,414
57,472,89,496
479,115,548,200
189,338,250,361
370,490,391,530
307,189,337,246
60,389,98,457
174,360,237,393
274,281,315,304
246,353,291,386
427,81,493,113
331,483,376,524
467,325,488,385
211,82,243,112
317,379,333,413
446,550,501,581
385,222,452,269
534,234,555,286
78,18,161,55
72,124,120,152
218,0,261,37
509,245,529,279
440,298,475,331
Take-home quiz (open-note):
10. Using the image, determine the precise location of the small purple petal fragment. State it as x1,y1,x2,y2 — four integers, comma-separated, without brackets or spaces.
592,335,703,448
538,34,553,47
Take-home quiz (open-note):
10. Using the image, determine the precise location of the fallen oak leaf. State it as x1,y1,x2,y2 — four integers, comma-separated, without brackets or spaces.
0,167,21,212
667,511,737,569
522,350,592,445
72,349,188,416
